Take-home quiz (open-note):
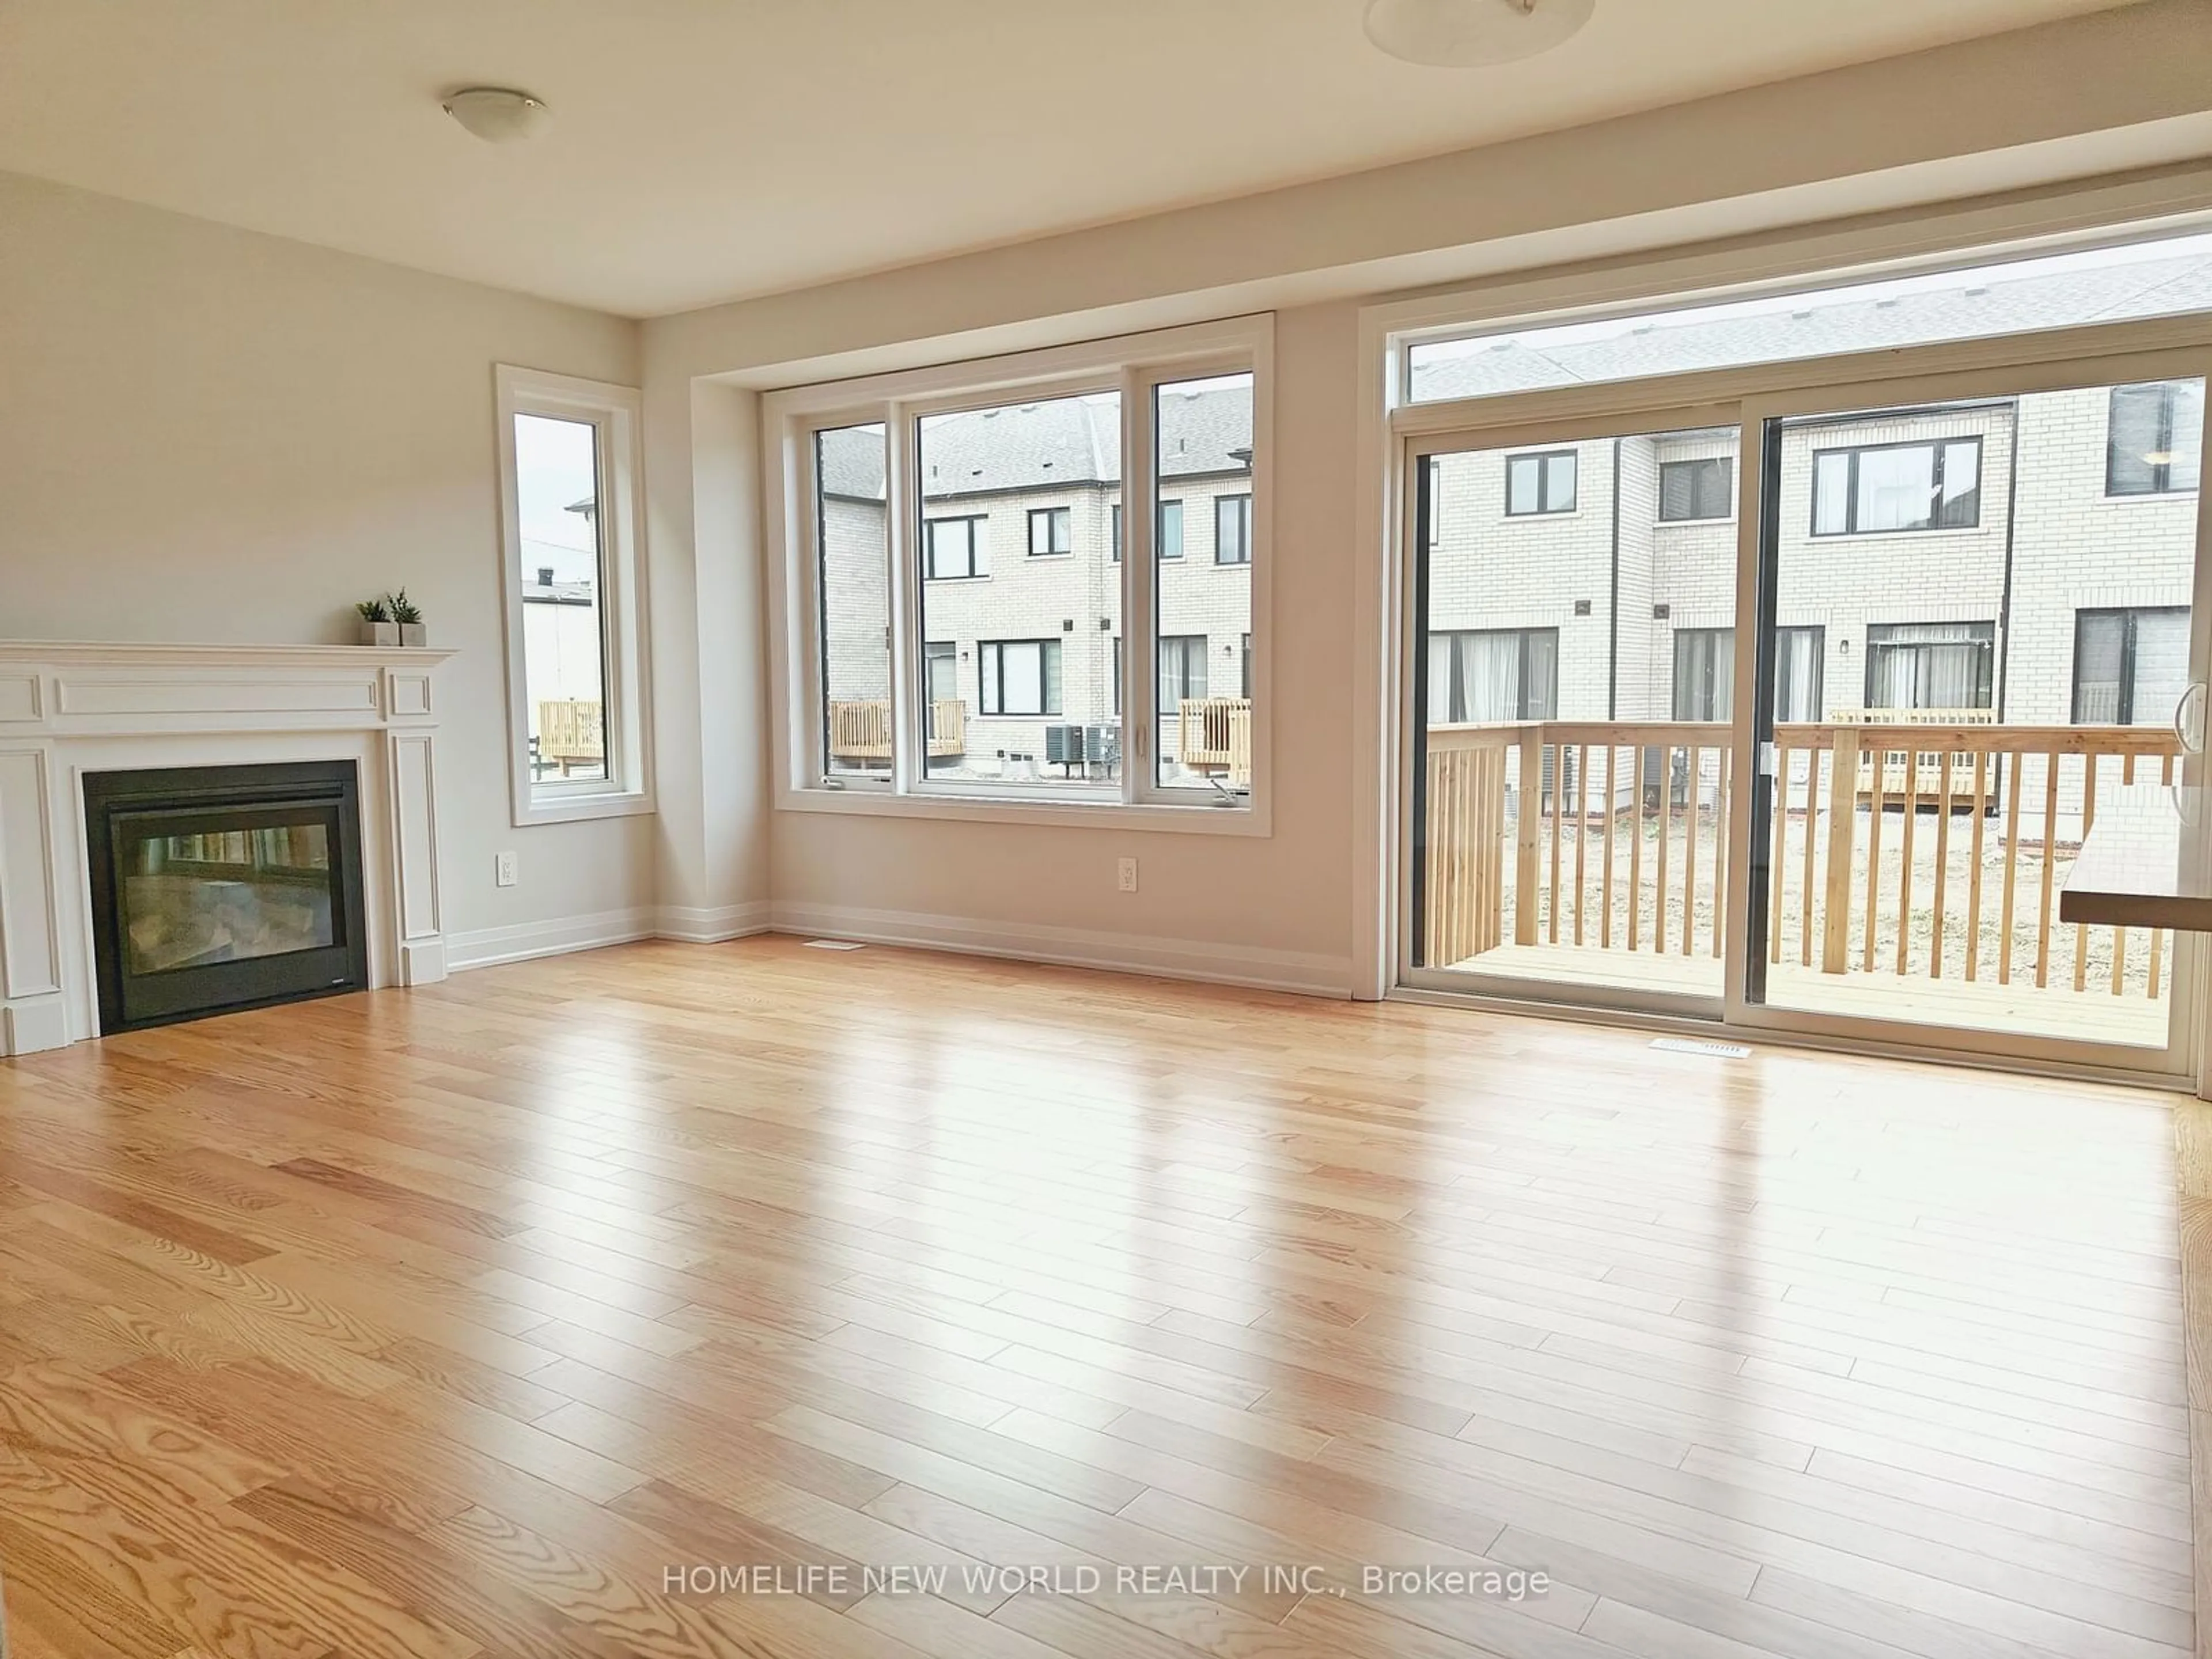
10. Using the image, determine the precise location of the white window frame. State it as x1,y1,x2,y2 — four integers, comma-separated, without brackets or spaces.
765,315,1272,835
494,365,653,828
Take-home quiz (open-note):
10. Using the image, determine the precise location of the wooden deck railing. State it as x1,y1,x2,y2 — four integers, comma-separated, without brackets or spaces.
1178,697,1253,788
1424,719,2184,999
828,699,967,761
536,699,603,774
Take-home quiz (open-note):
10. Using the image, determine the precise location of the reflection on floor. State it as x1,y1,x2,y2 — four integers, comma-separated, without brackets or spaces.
0,936,2191,1658
1458,940,2171,1048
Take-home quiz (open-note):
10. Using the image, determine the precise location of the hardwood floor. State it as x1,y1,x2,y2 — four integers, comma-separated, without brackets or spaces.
0,934,2192,1659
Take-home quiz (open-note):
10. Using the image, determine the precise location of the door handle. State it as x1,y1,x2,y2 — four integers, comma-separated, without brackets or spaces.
2175,682,2206,757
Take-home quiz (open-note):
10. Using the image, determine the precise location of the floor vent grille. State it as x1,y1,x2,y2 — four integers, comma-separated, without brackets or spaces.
1650,1037,1751,1059
802,939,867,951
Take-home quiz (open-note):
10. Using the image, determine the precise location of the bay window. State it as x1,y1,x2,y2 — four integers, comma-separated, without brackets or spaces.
770,316,1270,826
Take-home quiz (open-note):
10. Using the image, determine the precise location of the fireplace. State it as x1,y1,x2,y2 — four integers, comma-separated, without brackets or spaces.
82,761,370,1033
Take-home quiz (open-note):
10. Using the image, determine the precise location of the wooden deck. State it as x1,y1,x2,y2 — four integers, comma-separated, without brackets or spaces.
0,936,2191,1659
1454,941,2173,1047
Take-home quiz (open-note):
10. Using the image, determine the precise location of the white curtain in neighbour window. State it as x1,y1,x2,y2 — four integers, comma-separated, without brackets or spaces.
1774,628,1820,722
2134,609,2192,726
1465,632,1524,722
1856,446,1936,533
1868,645,1918,709
2073,614,2126,722
1871,622,1987,709
1919,644,1982,707
1004,643,1043,714
2173,385,2207,493
1427,634,1456,725
1813,452,1851,534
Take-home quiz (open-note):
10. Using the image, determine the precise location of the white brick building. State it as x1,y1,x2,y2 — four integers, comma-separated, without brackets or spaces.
817,384,1254,786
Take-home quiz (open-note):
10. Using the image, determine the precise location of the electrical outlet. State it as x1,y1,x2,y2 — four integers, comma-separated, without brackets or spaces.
495,850,518,888
1116,857,1139,893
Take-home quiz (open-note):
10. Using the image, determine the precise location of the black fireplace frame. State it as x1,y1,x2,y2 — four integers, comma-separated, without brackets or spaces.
82,760,371,1035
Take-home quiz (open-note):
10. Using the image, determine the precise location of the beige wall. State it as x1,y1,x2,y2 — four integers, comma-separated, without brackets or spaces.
639,2,2212,995
0,171,654,951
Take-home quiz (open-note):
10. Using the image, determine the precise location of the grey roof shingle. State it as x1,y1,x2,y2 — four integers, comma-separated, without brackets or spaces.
1411,248,2212,402
815,385,1253,503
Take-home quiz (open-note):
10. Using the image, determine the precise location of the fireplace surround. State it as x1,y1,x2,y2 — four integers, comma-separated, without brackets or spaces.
0,642,452,1054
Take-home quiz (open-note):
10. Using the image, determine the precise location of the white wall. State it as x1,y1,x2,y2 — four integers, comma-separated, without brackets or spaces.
0,171,654,954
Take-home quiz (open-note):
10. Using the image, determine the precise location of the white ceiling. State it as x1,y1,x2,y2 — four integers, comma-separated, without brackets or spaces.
0,0,2146,318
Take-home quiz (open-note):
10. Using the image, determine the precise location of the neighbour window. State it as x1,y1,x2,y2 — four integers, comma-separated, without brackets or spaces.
1159,635,1209,709
925,516,988,579
495,365,649,826
1659,457,1732,521
1672,629,1733,721
924,641,957,703
1241,632,1252,699
1772,625,1825,723
1865,622,1995,710
1426,628,1558,723
1028,506,1072,556
1215,494,1253,565
2108,382,2205,497
1157,499,1185,560
1506,450,1577,516
2073,607,2191,724
1668,626,1822,721
1812,438,1980,535
1111,503,1123,563
979,639,1062,717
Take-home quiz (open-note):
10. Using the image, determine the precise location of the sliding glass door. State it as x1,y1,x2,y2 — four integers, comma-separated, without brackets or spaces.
1403,353,2212,1075
1406,412,1743,1014
1740,362,2212,1070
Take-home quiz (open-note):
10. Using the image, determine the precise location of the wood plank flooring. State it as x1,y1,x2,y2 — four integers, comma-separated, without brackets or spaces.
0,934,2192,1659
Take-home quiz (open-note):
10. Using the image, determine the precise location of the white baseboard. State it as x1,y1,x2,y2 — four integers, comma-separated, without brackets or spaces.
445,906,659,972
767,900,1354,998
445,896,1350,999
656,900,774,944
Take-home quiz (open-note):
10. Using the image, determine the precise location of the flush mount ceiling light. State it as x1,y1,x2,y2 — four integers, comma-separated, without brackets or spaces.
1363,0,1596,66
441,86,551,143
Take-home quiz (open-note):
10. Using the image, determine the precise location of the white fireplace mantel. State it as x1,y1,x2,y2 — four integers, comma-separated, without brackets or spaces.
0,641,455,1055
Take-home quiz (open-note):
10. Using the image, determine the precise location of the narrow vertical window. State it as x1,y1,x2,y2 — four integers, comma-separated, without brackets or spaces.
1156,373,1255,791
513,414,609,783
497,366,649,825
815,422,891,780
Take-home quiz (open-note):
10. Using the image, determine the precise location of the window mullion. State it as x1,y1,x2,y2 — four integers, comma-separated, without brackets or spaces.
1122,366,1153,805
888,400,920,793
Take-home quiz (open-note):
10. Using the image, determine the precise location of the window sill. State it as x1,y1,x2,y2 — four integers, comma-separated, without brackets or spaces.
1656,516,1734,528
779,786,1270,836
2099,488,2199,505
1807,524,1986,543
517,786,656,828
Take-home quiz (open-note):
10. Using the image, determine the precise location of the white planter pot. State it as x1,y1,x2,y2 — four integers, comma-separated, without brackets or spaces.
359,620,400,647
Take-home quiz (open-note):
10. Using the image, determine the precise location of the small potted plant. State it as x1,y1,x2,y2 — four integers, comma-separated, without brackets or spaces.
355,597,398,647
388,589,427,647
